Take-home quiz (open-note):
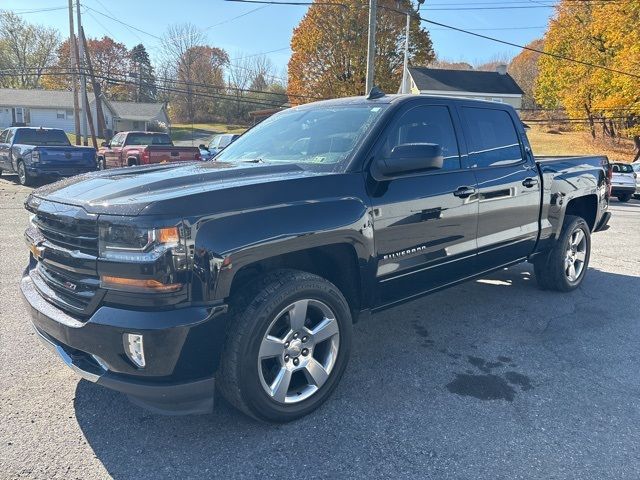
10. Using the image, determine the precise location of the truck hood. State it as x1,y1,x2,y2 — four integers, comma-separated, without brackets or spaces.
30,161,320,215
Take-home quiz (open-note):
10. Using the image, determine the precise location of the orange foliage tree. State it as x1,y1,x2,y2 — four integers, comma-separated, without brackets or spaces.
288,0,434,103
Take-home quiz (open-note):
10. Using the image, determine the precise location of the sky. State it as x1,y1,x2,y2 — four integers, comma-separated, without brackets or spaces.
5,0,556,74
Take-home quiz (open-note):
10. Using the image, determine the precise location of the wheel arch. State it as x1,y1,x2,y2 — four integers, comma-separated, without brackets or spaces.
563,194,598,232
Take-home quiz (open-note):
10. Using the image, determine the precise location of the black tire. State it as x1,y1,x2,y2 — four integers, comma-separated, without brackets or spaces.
127,158,138,167
534,215,591,292
617,194,631,202
218,269,352,423
97,157,105,170
17,161,33,187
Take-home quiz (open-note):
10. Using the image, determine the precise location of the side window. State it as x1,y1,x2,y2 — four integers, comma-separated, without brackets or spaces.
384,105,461,170
461,107,523,168
111,133,123,147
0,130,8,144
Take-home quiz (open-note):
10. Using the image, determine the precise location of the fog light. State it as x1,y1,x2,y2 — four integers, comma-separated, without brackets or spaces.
124,333,145,368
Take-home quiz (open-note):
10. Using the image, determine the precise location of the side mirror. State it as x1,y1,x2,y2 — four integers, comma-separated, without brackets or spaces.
101,141,108,147
372,143,443,180
198,144,208,150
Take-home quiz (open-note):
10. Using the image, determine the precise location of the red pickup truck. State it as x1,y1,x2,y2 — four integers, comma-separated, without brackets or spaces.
97,131,201,169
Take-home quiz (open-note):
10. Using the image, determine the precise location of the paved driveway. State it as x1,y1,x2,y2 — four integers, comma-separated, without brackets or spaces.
1,175,639,479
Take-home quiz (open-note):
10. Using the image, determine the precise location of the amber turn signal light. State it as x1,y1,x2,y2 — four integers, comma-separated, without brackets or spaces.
100,275,182,293
156,227,180,244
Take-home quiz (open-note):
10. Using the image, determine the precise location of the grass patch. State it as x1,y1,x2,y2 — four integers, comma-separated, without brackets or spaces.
170,123,247,142
66,133,105,147
527,125,635,163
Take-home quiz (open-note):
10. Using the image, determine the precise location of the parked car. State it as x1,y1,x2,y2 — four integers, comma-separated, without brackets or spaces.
21,94,611,422
0,127,96,186
632,162,640,198
199,133,240,160
610,162,636,202
96,131,201,169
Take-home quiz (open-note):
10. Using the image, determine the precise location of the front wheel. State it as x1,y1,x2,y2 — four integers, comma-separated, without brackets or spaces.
218,270,352,423
97,157,106,170
534,215,591,292
17,161,33,187
617,193,631,202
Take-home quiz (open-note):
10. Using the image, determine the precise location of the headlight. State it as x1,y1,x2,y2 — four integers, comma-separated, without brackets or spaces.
98,220,188,294
99,224,183,262
31,150,40,163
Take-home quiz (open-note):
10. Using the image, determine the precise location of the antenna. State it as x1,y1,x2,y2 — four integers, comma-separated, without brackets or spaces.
366,86,386,100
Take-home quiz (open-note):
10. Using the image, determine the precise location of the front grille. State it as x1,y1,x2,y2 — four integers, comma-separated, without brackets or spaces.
34,210,99,256
34,263,100,315
28,200,102,318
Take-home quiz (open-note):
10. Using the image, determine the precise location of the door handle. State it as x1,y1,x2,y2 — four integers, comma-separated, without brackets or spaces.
522,177,539,188
453,186,477,198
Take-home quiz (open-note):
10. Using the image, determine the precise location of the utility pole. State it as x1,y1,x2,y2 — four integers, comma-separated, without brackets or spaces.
401,1,425,94
365,0,377,94
400,12,410,94
81,27,106,139
76,0,89,145
67,0,81,145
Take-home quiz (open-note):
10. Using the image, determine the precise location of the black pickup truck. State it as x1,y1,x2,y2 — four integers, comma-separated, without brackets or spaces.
21,94,611,422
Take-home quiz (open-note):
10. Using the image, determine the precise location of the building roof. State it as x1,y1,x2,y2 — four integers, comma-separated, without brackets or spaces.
0,88,96,109
109,101,166,121
0,88,166,121
408,67,524,95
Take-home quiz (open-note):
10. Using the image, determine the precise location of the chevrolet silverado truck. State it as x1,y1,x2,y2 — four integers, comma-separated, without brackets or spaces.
96,131,200,170
21,94,611,422
0,127,96,186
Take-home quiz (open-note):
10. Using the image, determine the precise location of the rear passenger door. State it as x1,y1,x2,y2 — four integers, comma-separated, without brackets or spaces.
458,105,541,270
370,102,479,308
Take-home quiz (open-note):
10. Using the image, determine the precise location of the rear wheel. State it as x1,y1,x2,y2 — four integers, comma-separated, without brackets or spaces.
617,193,631,202
219,270,352,423
534,215,591,292
17,161,33,187
97,157,105,170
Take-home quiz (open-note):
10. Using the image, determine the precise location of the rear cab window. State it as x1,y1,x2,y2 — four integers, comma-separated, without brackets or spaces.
125,133,172,146
460,107,523,168
14,129,70,146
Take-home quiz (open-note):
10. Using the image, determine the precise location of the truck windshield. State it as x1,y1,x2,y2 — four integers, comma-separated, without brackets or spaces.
216,105,388,169
126,133,173,146
14,129,70,146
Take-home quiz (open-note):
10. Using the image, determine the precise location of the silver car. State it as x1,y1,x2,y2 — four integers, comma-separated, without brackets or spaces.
611,162,636,202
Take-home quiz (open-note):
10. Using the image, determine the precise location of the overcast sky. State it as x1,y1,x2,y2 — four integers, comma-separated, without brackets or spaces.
6,0,555,74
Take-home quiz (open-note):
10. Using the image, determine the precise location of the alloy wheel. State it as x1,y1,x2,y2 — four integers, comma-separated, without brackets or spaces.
564,228,587,282
18,163,26,185
257,299,340,404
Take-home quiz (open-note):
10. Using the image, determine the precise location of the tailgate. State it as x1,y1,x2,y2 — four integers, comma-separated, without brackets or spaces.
37,147,96,170
148,147,200,163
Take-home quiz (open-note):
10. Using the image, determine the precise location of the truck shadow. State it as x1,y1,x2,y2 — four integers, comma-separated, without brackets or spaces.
73,264,640,479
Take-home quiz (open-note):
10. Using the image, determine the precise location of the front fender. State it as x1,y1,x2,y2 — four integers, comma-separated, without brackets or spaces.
188,197,374,303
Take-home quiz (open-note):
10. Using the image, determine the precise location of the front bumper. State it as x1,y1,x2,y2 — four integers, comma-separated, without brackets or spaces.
21,272,228,415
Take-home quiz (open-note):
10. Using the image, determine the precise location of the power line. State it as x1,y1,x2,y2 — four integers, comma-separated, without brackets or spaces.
224,0,640,81
81,5,162,40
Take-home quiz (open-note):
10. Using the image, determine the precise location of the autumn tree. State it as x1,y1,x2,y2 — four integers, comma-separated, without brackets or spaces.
535,0,640,141
288,0,434,103
43,36,133,100
508,39,544,109
0,11,60,88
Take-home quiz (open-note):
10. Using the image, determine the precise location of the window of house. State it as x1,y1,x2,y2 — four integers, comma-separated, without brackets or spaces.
461,107,523,168
383,105,461,170
57,110,66,119
132,121,140,129
13,107,30,125
66,109,74,118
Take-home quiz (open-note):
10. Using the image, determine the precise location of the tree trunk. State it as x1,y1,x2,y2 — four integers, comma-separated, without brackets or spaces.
633,135,640,163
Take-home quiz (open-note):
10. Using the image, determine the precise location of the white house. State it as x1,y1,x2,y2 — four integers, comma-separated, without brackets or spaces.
0,88,170,138
400,65,524,110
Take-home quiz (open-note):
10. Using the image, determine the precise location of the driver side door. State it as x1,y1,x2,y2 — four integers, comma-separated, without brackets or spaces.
369,102,479,308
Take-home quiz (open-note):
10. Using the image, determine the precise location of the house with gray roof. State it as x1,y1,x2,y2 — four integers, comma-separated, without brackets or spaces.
0,88,169,138
400,65,524,110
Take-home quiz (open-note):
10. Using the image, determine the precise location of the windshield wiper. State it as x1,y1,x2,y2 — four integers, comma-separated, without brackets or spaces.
239,158,264,163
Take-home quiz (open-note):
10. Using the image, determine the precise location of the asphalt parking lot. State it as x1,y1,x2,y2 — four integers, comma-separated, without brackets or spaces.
1,174,639,480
